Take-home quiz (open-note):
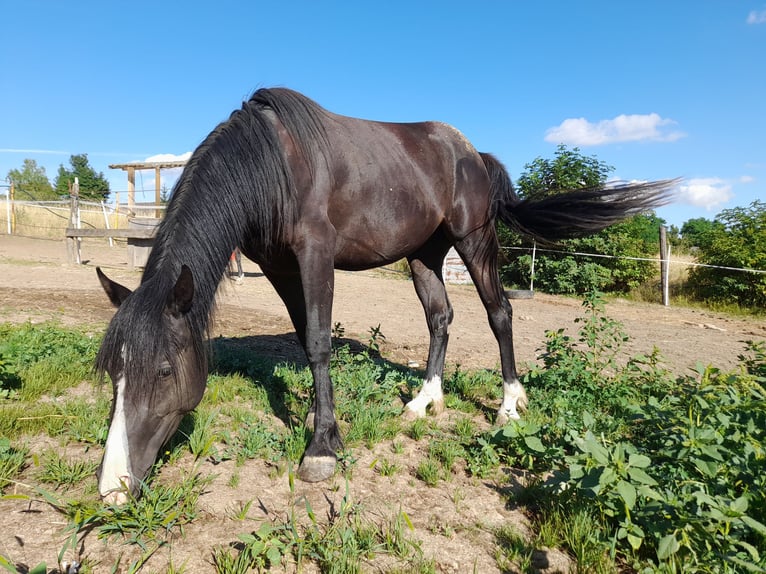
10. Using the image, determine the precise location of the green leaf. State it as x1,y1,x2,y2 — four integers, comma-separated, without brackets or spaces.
730,496,749,514
582,434,610,465
628,453,651,468
599,467,617,488
693,458,718,477
657,533,680,560
699,444,724,461
523,435,546,453
266,545,282,565
742,515,766,536
627,532,643,551
628,467,658,486
725,555,766,573
249,540,266,555
616,480,637,510
401,510,414,531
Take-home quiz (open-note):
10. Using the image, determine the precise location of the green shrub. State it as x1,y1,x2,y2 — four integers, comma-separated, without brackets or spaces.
481,292,766,572
687,200,766,311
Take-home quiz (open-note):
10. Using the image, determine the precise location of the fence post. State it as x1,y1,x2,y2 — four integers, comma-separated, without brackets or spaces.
659,225,670,306
4,183,11,235
101,201,114,247
67,178,81,264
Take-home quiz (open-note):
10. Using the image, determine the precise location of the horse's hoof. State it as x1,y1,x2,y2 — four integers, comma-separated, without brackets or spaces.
297,456,336,482
430,399,445,416
495,409,521,426
401,406,422,421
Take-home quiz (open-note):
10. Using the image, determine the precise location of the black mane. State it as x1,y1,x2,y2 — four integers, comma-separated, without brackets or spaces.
95,88,331,388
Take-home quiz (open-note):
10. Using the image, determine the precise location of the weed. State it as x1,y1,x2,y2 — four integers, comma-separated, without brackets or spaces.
494,525,535,573
0,438,27,493
415,457,443,487
429,438,464,473
452,416,477,443
407,418,432,441
374,458,400,477
186,408,220,460
226,499,254,521
37,450,98,489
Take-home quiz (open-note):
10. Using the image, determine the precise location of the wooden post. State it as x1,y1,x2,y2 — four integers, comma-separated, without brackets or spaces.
114,191,120,229
155,166,162,217
9,182,15,234
127,167,135,213
67,178,81,264
5,183,12,235
659,225,670,307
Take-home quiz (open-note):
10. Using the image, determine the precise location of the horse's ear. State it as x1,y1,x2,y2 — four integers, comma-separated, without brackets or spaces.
167,265,194,316
96,267,132,308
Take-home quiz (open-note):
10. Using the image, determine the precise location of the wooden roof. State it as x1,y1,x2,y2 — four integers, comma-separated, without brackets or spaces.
108,160,187,170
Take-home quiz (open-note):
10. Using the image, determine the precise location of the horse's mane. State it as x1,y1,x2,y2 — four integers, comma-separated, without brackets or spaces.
96,88,331,389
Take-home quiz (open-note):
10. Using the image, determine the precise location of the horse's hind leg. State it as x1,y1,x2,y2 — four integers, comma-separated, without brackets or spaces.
454,225,527,424
403,243,453,419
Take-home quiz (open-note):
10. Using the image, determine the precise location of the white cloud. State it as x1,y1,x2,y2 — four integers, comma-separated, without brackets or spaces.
747,8,766,24
144,152,192,163
677,178,733,210
0,148,70,155
740,175,755,184
139,152,192,192
544,113,686,146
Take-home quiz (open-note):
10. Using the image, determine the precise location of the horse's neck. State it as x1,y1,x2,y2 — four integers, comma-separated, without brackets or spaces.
143,215,238,325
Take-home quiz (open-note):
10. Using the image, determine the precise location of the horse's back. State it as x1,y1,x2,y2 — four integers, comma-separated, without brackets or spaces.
312,114,491,268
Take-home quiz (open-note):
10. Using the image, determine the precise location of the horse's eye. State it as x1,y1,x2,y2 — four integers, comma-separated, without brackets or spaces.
158,365,173,379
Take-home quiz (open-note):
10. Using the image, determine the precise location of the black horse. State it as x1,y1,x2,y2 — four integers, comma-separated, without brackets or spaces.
95,88,673,502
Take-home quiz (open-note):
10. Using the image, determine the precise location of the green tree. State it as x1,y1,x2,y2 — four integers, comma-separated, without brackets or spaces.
515,144,614,200
6,159,57,200
687,200,766,309
499,145,663,294
680,217,724,250
54,154,110,201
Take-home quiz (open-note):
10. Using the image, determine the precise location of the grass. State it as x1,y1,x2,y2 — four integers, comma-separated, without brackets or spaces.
37,450,99,488
1,312,764,573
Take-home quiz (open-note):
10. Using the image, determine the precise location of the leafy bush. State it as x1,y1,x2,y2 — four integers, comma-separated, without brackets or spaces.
687,200,766,310
498,144,664,295
501,215,663,294
482,292,766,572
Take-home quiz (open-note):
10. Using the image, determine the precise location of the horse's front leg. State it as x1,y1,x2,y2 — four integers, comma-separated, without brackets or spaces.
295,236,342,483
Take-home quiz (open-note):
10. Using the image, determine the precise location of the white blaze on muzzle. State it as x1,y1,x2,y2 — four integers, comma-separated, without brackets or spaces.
99,374,132,505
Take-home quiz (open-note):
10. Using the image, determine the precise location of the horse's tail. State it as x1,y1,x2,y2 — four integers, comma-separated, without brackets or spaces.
480,152,677,243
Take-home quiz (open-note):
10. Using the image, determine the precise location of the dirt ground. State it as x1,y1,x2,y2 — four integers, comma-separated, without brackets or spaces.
0,235,764,573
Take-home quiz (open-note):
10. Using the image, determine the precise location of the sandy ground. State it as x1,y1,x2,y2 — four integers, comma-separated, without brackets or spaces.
1,235,763,375
0,234,764,573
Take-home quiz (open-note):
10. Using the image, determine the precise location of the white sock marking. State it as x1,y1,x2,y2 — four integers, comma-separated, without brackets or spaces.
497,378,527,423
405,375,444,417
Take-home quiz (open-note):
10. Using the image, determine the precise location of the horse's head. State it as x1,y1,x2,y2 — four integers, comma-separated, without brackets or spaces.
95,266,207,504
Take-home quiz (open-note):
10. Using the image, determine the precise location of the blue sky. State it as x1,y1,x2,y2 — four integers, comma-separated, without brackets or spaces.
1,1,764,228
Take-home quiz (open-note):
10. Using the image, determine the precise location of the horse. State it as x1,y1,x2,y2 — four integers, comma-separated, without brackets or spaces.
94,87,674,503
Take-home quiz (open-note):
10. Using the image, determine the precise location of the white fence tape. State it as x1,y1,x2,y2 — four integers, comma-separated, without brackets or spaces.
501,246,766,275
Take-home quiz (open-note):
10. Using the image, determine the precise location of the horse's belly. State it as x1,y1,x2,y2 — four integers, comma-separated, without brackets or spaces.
332,216,440,271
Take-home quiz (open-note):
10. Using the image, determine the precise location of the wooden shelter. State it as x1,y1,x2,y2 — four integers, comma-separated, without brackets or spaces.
108,160,187,210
